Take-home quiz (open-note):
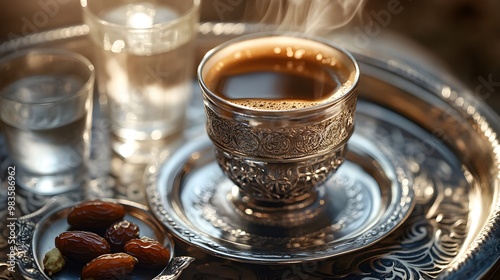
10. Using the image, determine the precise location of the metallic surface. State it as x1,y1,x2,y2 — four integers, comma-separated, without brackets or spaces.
0,22,498,279
152,256,195,280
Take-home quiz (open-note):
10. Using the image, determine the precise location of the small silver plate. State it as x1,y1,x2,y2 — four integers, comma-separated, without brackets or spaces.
15,198,174,280
145,132,415,263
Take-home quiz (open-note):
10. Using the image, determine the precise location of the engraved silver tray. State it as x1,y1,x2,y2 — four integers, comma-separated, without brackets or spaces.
0,23,499,279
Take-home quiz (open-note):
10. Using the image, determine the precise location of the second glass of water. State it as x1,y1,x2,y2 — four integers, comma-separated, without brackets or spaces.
0,48,95,195
81,0,200,162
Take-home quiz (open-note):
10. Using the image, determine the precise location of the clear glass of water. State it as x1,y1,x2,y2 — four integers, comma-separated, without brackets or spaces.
0,48,95,195
81,0,200,163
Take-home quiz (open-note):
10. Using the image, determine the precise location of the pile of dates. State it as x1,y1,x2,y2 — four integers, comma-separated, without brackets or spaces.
43,200,170,279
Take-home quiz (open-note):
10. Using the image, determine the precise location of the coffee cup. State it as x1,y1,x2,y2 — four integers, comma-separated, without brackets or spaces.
198,33,359,225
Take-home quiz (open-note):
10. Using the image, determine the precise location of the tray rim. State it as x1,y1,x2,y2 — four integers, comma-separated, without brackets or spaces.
347,51,500,280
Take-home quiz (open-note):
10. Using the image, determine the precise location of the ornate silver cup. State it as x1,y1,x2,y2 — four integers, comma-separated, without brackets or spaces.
198,33,359,226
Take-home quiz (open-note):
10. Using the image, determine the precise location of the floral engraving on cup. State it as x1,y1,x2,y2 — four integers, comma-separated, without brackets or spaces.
294,129,324,154
205,101,356,160
211,117,232,145
215,147,346,202
233,124,260,154
262,132,291,156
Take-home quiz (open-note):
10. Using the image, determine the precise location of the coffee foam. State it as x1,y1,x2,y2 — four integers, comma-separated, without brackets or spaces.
231,80,352,111
231,99,320,110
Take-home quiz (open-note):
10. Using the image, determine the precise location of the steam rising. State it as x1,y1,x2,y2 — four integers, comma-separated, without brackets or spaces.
246,0,366,35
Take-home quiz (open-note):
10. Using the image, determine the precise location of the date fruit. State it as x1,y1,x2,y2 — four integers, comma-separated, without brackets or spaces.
81,253,137,280
105,220,140,252
55,231,110,263
124,237,170,268
68,200,126,230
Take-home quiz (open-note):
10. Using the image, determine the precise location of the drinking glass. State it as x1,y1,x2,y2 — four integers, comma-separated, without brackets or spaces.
0,48,95,195
81,0,200,162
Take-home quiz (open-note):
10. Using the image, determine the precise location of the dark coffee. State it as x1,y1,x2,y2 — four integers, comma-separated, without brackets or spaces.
205,46,351,110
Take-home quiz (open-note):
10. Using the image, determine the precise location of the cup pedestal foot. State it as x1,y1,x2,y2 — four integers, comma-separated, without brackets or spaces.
230,185,329,227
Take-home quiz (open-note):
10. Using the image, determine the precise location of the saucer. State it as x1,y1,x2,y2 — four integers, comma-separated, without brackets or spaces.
146,133,415,264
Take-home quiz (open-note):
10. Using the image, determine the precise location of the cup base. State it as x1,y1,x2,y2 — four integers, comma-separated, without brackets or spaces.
230,185,329,227
213,145,347,225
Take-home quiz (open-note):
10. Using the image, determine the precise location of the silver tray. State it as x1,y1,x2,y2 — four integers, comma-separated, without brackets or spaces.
0,23,499,279
14,198,175,280
145,133,415,263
